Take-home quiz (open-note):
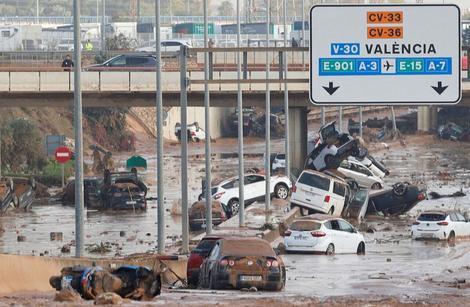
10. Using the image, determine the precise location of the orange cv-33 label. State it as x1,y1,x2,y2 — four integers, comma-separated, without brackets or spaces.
367,26,403,39
367,11,403,24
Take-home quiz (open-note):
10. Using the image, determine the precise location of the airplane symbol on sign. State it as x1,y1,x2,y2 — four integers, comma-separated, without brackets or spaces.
383,60,394,71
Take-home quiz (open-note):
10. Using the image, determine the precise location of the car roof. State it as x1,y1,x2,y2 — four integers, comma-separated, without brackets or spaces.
300,169,347,184
418,211,450,215
218,237,276,257
296,214,338,222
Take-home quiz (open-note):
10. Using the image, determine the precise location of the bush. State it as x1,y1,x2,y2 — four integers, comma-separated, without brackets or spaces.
0,119,47,173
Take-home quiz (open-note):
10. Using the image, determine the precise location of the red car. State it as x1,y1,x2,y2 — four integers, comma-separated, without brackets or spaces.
187,236,222,287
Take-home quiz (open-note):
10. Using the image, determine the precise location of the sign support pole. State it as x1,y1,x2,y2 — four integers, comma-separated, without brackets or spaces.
73,0,84,258
237,0,245,227
61,164,65,188
338,106,343,132
359,106,363,138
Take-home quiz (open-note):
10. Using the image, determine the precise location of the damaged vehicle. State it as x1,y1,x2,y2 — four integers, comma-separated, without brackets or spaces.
189,201,228,231
98,170,148,210
228,107,257,136
175,122,206,142
187,235,223,288
11,177,36,211
367,182,426,216
305,121,365,172
338,159,384,189
1,177,36,214
199,173,291,217
283,214,366,255
198,237,286,291
0,178,15,214
411,211,470,241
437,122,470,141
49,265,161,300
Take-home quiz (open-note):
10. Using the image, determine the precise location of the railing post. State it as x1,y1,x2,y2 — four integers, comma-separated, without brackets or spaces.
209,51,213,80
243,51,248,79
278,51,283,80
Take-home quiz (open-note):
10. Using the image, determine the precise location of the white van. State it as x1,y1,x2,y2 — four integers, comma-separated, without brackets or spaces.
290,170,348,217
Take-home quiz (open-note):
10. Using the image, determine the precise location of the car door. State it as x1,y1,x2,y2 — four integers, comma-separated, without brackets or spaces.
244,175,266,201
107,55,126,68
325,219,346,253
330,181,346,216
338,220,359,252
356,164,376,187
203,242,221,286
455,213,469,236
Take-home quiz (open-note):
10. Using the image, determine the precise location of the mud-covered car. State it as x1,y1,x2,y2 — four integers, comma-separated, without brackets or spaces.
367,182,426,216
61,177,102,208
99,170,148,210
12,177,36,210
187,235,223,288
198,237,286,291
49,265,161,300
189,201,228,231
0,178,15,214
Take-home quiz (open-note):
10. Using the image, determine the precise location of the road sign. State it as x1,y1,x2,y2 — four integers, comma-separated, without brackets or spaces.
45,135,66,157
309,4,461,105
55,146,72,164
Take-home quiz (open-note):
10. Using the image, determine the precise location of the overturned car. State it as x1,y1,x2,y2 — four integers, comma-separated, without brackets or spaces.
1,177,36,214
50,265,161,301
61,170,148,210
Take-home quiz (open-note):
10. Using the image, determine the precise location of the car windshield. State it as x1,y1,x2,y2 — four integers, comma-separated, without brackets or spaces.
290,220,321,231
277,154,286,159
298,172,330,191
418,213,447,221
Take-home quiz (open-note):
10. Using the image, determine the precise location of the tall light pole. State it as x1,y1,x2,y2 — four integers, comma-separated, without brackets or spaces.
73,0,85,258
283,0,290,180
155,0,165,254
265,0,271,220
203,0,213,235
101,0,106,54
237,0,245,227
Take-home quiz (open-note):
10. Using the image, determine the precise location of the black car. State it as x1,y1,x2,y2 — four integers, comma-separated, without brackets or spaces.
99,170,148,210
367,182,426,216
85,54,157,71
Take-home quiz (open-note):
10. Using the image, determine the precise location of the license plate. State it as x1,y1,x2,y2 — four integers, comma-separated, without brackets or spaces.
126,201,137,205
294,235,307,240
421,233,434,238
240,275,262,282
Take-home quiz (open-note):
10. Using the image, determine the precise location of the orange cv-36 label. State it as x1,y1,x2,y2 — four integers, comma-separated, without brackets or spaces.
367,26,403,39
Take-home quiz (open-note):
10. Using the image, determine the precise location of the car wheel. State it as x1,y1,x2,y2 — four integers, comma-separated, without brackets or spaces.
371,182,382,190
327,206,335,215
392,182,408,196
228,198,240,216
448,231,456,243
274,183,289,199
198,194,203,201
326,243,335,255
357,242,366,255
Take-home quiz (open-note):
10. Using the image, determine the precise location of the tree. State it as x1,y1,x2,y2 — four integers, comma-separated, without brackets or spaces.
0,119,47,173
218,0,234,16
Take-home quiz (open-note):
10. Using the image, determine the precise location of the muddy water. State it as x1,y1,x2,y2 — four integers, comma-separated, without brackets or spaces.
0,138,280,257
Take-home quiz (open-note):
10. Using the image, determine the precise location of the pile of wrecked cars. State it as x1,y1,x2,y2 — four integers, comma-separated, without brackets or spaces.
61,169,148,210
50,265,161,301
0,177,36,215
294,121,426,220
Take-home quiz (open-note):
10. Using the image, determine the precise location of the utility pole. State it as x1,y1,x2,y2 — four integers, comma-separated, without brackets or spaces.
36,0,39,24
180,46,189,254
283,0,290,180
155,0,165,254
73,0,85,258
264,0,271,221
237,0,245,227
203,0,213,235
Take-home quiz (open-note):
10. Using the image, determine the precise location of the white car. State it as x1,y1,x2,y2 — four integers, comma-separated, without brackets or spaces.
136,39,192,53
349,156,389,179
284,214,366,255
411,211,470,241
290,170,348,217
201,173,292,216
338,159,383,189
264,153,286,172
175,122,205,142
